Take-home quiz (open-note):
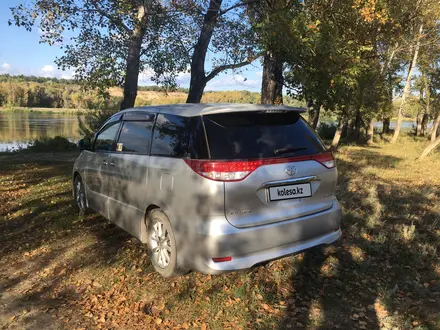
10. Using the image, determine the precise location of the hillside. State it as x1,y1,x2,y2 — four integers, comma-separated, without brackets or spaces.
0,74,305,110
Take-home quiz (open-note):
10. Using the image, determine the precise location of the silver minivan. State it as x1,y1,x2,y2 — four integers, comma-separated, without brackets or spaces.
73,104,342,277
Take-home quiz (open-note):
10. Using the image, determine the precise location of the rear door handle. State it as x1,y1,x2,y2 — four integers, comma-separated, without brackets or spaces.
109,162,116,167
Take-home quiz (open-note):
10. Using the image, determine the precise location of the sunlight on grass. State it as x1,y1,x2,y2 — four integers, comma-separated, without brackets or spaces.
363,185,383,228
347,245,366,263
308,299,324,327
320,256,339,277
399,223,417,242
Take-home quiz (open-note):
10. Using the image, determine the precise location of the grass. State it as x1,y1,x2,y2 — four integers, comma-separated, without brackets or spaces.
0,106,87,113
0,136,439,329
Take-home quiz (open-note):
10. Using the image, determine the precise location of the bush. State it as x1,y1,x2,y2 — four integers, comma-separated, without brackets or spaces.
317,122,337,140
26,136,77,152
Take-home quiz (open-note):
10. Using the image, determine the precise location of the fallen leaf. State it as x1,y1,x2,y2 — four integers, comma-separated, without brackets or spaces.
261,303,270,311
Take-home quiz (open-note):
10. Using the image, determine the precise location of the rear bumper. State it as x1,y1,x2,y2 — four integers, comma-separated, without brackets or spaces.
177,200,342,274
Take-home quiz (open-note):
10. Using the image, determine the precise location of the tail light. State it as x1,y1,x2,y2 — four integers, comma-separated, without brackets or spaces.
184,159,261,181
184,151,336,182
313,152,336,169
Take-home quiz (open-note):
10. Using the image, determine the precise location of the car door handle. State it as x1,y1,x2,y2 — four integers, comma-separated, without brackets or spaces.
102,160,108,165
109,162,116,167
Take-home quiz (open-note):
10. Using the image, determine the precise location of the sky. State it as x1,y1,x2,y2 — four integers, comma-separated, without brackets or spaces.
0,0,263,92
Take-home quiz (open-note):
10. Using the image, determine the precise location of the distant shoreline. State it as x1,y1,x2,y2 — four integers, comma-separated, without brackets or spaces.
0,107,86,114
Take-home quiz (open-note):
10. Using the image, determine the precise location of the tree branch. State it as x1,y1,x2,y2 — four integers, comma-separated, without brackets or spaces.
218,0,259,17
89,1,131,34
205,53,262,82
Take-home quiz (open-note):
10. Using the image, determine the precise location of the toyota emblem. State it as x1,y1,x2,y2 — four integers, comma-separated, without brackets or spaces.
285,166,297,176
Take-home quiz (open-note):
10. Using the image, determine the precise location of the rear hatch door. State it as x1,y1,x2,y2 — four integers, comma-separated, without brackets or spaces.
203,111,337,228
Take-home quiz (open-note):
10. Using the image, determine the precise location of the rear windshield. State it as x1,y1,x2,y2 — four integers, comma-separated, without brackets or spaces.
203,111,325,160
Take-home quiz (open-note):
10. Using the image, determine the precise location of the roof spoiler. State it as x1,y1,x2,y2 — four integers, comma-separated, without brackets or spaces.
201,104,307,115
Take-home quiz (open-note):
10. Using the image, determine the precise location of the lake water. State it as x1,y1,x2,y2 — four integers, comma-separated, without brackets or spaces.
0,111,81,152
0,111,422,152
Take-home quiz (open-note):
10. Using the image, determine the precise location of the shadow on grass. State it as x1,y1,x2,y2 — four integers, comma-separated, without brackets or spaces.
272,149,440,329
0,155,139,328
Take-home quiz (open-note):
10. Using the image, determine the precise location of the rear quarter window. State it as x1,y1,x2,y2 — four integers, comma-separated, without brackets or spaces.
203,111,325,160
151,114,208,159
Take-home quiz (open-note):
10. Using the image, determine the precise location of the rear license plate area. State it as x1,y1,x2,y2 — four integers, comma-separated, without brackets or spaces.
268,183,312,201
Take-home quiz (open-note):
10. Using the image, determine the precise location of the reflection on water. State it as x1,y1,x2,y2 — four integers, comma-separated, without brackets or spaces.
320,120,423,130
0,111,81,152
373,121,432,130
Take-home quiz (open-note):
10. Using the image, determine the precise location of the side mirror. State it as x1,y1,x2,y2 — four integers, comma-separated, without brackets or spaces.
78,138,92,151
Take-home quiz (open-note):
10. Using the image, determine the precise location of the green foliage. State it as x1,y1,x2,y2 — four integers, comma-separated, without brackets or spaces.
78,110,118,137
9,1,259,104
0,80,116,110
0,74,76,84
26,136,77,152
317,122,338,140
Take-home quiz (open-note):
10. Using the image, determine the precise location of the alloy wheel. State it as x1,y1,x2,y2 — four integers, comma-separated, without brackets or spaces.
150,221,172,268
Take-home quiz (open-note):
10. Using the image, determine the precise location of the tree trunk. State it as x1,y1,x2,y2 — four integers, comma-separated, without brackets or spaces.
120,33,144,110
331,118,344,150
421,113,429,136
354,110,362,141
307,101,321,130
120,7,148,110
347,118,354,138
419,134,440,160
391,24,423,144
261,51,283,105
380,45,397,136
366,118,374,144
186,0,222,103
382,118,391,134
342,122,348,137
312,103,320,129
307,100,314,124
431,113,440,141
421,80,430,136
416,110,422,136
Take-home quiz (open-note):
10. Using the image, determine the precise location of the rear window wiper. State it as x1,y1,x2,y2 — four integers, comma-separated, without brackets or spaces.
273,147,308,156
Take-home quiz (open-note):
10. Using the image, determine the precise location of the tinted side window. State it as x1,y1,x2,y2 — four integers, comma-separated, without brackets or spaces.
94,122,121,152
203,112,325,160
151,114,190,158
151,114,208,158
188,116,209,159
117,121,153,154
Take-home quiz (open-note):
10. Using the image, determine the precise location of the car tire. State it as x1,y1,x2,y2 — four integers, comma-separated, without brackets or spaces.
147,209,187,278
73,175,88,216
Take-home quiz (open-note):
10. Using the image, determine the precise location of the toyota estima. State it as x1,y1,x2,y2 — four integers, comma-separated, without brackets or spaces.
73,104,342,277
